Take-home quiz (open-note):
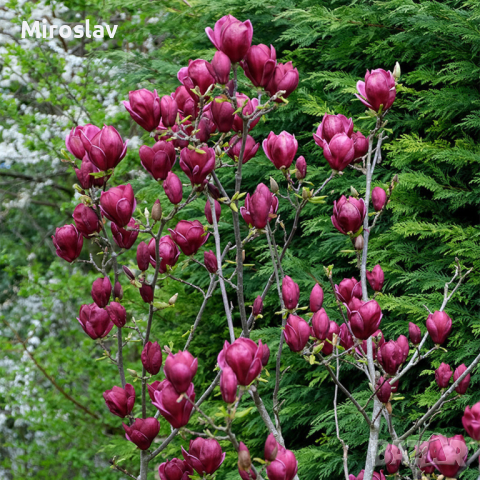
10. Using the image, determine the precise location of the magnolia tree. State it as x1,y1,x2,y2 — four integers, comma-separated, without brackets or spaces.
52,14,480,480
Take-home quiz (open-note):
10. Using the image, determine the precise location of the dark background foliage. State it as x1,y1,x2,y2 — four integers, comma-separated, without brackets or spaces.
1,0,480,478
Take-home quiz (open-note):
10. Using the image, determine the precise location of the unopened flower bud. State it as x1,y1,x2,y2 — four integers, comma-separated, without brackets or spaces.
354,235,364,251
114,281,123,301
123,265,135,281
204,250,218,273
295,156,307,180
270,177,279,193
137,241,150,272
253,296,263,317
141,341,163,375
393,62,401,81
139,282,154,304
238,445,251,471
151,199,162,221
264,433,279,462
91,277,112,308
207,183,220,200
169,293,178,305
282,276,300,310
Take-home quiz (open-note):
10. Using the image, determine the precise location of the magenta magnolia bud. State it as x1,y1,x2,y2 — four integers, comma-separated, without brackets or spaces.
454,364,470,394
352,131,369,160
77,303,113,339
264,434,279,462
122,417,160,450
367,264,384,292
241,183,278,229
196,115,214,143
295,156,307,180
356,68,396,112
284,314,311,352
164,351,198,394
163,171,183,205
159,458,193,480
91,277,112,308
123,266,135,281
205,199,221,225
266,447,298,480
227,134,259,164
372,187,387,212
377,340,403,375
161,95,178,127
261,343,270,366
139,141,176,181
211,51,231,84
173,85,198,119
124,89,161,132
321,133,355,171
111,218,139,249
376,377,392,404
148,235,180,273
312,308,329,341
106,301,127,328
83,125,128,171
232,93,260,132
408,322,421,345
331,196,366,235
263,131,298,170
204,250,218,273
183,59,216,96
426,310,452,345
462,403,480,441
210,98,235,132
241,44,276,88
100,184,136,228
426,435,468,478
74,156,108,189
182,437,226,476
349,300,382,340
217,338,263,386
435,362,453,388
137,241,150,271
314,114,353,145
207,182,220,200
153,381,194,428
169,220,209,256
309,284,324,312
322,320,340,356
220,366,238,403
52,224,83,263
339,323,354,351
103,383,135,418
114,281,123,301
396,335,409,363
265,62,299,100
384,444,401,474
335,277,362,304
282,276,300,310
141,341,162,375
238,442,256,480
253,296,263,317
73,204,102,237
179,145,215,185
66,124,101,160
206,15,253,63
139,281,153,302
